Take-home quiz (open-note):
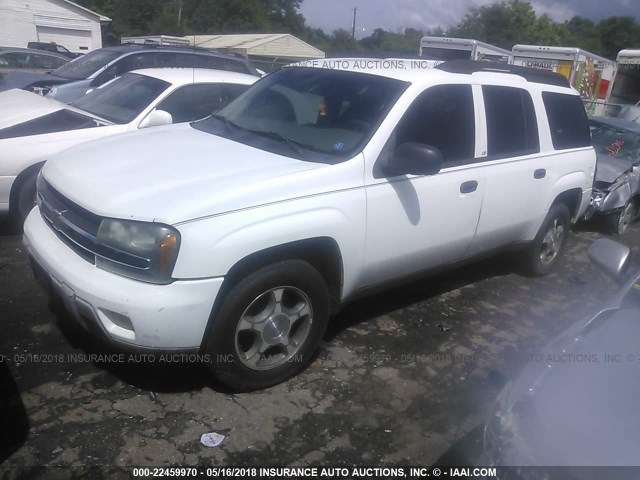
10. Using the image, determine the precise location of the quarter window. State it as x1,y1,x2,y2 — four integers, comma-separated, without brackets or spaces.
543,92,591,150
483,85,539,158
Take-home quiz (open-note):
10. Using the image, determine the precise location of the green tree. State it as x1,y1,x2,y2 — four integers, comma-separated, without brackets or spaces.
448,0,538,49
597,16,640,59
565,16,602,54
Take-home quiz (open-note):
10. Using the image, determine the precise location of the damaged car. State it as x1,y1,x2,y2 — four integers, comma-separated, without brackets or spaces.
585,116,640,234
0,68,256,223
483,238,640,471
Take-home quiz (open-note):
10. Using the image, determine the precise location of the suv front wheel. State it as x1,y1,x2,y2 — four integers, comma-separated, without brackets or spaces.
522,204,570,276
203,260,330,391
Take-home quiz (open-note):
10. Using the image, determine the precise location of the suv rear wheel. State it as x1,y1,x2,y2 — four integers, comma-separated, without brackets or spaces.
522,204,570,276
203,260,330,391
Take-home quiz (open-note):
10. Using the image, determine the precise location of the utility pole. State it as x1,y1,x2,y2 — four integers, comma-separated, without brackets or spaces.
351,7,357,39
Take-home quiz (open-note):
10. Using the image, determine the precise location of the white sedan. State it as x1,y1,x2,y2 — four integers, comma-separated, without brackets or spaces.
0,68,257,222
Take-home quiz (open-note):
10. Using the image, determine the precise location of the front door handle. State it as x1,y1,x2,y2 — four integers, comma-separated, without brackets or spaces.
460,180,478,194
534,169,546,179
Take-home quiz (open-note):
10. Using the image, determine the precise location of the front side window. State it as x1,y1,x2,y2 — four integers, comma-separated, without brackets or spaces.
483,85,539,158
194,67,408,163
543,92,591,150
72,73,170,124
157,83,249,123
392,84,476,165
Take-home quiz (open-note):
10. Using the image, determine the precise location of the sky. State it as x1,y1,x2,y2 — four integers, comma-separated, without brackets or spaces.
298,0,640,37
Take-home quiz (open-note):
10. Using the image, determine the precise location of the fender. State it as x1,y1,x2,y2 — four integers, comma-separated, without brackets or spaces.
172,192,367,300
601,183,633,211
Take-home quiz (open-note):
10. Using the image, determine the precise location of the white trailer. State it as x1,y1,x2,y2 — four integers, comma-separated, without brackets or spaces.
121,35,191,47
608,50,640,108
419,36,511,63
512,44,616,115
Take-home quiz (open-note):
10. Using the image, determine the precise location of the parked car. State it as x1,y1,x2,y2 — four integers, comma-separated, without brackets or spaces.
0,47,68,73
23,60,596,391
0,68,257,222
0,44,259,103
480,238,640,471
585,116,640,234
27,41,81,59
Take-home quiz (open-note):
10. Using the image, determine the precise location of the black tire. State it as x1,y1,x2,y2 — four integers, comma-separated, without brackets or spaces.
13,171,39,225
203,260,330,391
607,200,635,235
521,204,570,276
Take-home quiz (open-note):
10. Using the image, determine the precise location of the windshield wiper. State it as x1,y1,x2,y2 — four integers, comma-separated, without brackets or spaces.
211,114,243,134
246,129,309,160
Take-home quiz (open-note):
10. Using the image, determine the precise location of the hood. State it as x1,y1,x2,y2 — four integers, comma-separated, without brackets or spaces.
0,71,66,93
0,89,68,129
0,89,112,139
595,153,634,184
492,306,640,466
42,124,333,224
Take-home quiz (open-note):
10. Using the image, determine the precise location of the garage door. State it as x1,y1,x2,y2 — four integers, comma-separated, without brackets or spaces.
36,26,92,53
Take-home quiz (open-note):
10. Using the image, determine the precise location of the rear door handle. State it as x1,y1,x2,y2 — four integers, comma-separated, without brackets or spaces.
460,180,478,194
534,169,546,179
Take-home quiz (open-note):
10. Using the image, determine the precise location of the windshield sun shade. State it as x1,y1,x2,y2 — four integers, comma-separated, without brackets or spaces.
0,110,97,139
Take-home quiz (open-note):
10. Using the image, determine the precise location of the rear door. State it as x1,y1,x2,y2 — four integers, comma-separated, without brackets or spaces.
468,84,545,255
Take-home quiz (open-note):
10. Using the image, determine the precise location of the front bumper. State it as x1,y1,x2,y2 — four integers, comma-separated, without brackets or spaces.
23,208,223,350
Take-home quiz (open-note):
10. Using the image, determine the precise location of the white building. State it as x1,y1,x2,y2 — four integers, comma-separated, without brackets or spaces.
0,0,111,53
187,33,325,72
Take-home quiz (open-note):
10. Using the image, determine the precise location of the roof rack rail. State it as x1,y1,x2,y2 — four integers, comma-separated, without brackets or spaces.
435,60,570,88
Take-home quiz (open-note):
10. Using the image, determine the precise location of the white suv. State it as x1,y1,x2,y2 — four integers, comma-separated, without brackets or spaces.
23,60,596,390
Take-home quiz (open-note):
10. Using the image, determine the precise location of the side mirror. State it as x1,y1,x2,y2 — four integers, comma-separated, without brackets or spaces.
383,143,443,177
139,109,173,129
588,238,631,281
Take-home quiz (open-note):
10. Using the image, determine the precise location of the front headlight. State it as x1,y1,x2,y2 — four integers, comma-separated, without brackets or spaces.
45,86,58,97
95,219,180,284
591,192,604,208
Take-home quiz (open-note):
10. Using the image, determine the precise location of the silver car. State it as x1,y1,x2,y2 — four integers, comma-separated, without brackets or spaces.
585,116,640,234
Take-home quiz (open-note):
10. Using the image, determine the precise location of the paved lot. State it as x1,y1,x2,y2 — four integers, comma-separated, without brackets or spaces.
1,216,638,475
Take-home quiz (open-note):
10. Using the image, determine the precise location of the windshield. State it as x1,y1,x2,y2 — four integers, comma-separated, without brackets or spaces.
590,121,640,163
72,73,171,124
194,67,408,162
52,49,120,80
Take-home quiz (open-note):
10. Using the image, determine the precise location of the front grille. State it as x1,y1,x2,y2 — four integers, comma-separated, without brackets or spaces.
38,180,102,265
38,179,151,270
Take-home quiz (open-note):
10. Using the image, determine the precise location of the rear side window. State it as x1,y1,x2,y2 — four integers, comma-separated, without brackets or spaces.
483,85,539,158
543,92,591,150
394,84,475,165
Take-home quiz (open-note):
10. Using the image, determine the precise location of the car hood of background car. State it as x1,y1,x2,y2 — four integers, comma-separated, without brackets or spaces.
0,70,67,93
0,89,111,137
42,124,341,225
595,153,635,184
490,305,640,466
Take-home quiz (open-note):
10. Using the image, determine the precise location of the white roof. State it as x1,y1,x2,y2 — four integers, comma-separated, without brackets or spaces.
618,49,640,61
421,36,511,55
287,60,576,93
128,68,258,86
513,44,612,63
185,34,325,60
60,0,111,22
